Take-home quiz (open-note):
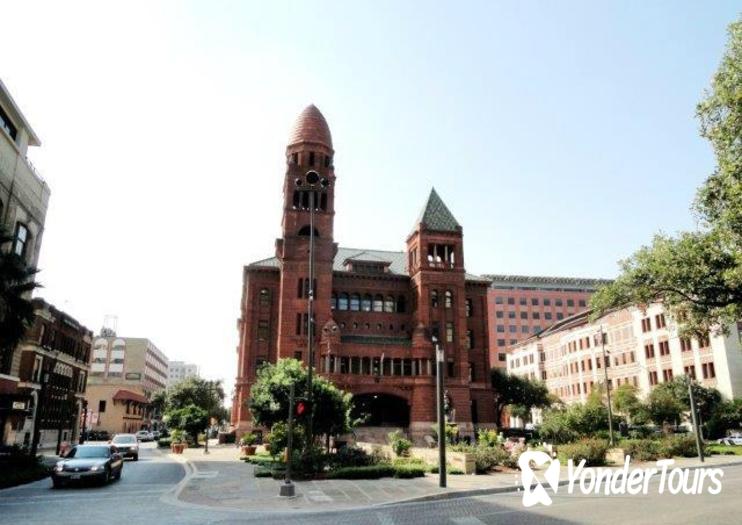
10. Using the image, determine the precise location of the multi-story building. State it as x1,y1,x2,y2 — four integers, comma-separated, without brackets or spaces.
507,303,742,425
5,299,92,450
85,335,169,434
167,361,200,387
233,105,496,443
0,79,52,445
485,275,611,368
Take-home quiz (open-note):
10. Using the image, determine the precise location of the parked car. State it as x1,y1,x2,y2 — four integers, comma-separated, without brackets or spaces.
151,430,161,439
111,434,140,460
717,432,742,446
52,444,123,488
84,430,111,442
135,430,154,442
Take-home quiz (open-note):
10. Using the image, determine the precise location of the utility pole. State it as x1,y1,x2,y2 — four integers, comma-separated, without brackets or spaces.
280,383,296,497
688,379,705,463
598,326,615,447
434,336,447,488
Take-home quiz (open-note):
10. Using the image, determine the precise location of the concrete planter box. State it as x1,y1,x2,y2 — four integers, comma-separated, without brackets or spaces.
607,448,626,464
448,451,476,474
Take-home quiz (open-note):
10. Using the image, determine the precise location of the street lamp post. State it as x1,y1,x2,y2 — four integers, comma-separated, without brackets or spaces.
598,327,615,447
432,335,447,488
297,170,330,451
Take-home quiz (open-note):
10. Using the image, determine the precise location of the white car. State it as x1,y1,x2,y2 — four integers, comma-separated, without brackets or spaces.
135,430,153,442
717,432,742,446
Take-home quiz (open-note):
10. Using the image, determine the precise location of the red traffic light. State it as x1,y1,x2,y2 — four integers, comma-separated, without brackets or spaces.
295,400,311,417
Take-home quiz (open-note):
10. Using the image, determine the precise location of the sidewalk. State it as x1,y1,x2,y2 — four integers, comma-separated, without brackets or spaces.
167,445,742,512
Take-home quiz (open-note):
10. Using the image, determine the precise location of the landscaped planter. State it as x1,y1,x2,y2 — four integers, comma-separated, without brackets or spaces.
608,448,626,464
171,443,186,454
241,445,257,456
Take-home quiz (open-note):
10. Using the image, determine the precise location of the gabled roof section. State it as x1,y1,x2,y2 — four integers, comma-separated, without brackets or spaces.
246,246,488,283
415,188,461,232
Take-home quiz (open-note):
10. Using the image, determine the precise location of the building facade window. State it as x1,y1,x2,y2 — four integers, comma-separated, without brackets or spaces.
444,290,453,308
13,222,29,258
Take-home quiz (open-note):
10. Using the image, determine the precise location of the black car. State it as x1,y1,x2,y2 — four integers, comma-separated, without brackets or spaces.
111,434,139,460
52,444,123,488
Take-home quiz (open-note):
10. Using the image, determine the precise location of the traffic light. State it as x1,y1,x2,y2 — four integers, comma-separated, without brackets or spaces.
294,399,311,418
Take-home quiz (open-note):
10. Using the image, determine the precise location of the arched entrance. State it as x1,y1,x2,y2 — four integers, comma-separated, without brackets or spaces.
351,393,410,427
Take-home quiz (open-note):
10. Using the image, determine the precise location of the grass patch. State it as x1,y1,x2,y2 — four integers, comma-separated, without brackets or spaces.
708,444,742,456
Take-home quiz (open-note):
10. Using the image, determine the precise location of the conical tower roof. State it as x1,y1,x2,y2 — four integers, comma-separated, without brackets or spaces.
415,188,461,232
287,104,332,148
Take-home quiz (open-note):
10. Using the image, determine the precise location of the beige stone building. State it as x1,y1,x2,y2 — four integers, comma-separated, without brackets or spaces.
86,335,169,434
507,302,742,426
0,78,52,444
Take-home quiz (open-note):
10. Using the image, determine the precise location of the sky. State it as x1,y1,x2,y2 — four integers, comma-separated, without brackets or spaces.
1,1,738,401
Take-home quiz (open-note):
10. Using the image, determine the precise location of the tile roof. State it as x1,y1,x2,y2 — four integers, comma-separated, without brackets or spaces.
247,246,488,282
485,274,613,291
415,188,461,232
287,104,332,148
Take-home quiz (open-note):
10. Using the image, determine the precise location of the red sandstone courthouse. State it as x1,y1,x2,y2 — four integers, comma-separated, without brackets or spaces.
232,106,496,441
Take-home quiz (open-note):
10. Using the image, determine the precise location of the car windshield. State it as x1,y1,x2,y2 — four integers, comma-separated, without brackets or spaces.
67,446,110,458
113,435,137,444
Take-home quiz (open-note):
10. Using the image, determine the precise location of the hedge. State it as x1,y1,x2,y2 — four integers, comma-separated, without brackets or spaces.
157,438,172,448
392,464,426,479
254,467,273,478
557,439,609,467
327,465,395,479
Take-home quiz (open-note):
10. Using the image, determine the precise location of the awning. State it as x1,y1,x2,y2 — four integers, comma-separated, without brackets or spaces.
112,390,148,404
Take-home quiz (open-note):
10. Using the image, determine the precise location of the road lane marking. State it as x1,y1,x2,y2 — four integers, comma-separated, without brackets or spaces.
451,518,487,525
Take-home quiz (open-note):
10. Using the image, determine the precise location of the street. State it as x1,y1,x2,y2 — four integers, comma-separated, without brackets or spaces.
1,443,740,525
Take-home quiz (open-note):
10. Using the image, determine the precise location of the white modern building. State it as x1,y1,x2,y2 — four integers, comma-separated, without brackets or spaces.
167,361,200,387
507,303,742,425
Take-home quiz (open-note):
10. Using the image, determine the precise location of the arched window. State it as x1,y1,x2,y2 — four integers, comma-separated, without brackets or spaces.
383,295,395,313
431,290,439,308
338,293,349,311
298,225,320,237
13,222,29,259
372,295,384,312
361,294,372,312
259,288,271,306
444,290,453,308
397,295,406,313
350,294,361,311
330,292,338,310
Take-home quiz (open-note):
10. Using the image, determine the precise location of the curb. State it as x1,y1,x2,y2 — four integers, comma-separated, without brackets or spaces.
380,458,742,507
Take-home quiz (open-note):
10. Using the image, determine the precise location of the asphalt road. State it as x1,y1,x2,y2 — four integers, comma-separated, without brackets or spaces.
1,445,740,525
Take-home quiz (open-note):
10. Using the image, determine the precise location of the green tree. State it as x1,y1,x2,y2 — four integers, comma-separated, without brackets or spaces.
166,377,227,422
647,386,684,427
590,19,742,335
0,227,40,373
655,377,722,423
612,383,650,424
706,399,742,438
166,404,208,444
491,368,552,426
248,358,353,445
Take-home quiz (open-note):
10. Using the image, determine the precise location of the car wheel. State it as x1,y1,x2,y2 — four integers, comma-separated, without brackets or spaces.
114,468,122,480
52,479,63,489
133,455,139,461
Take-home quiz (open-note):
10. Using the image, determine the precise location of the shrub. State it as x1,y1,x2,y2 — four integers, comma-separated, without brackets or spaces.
463,445,510,474
393,463,426,478
659,435,704,458
170,429,185,444
240,433,256,446
477,428,501,447
0,448,50,489
428,464,465,475
329,446,375,468
388,430,412,457
557,439,609,467
430,424,460,444
327,465,395,479
157,438,172,448
621,439,661,462
392,457,426,467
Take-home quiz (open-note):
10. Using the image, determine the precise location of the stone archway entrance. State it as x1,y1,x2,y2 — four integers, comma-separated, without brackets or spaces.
351,393,410,427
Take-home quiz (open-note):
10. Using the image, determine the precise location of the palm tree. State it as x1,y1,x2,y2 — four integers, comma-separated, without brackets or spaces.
0,226,40,374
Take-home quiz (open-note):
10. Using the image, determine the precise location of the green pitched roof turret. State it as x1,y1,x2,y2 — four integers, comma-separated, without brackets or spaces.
415,188,461,232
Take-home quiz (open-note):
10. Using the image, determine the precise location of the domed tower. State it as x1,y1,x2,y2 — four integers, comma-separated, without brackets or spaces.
275,105,338,362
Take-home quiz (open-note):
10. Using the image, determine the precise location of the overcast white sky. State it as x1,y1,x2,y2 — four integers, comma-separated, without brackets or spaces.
2,1,737,402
